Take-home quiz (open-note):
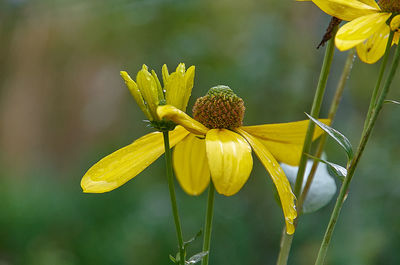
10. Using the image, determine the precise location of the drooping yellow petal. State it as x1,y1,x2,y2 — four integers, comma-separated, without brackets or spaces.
81,126,189,193
297,0,379,21
120,71,152,120
390,15,400,32
393,32,400,45
236,128,297,235
173,133,210,195
165,63,195,112
356,23,390,64
335,13,391,51
240,119,329,145
157,105,209,135
205,129,253,196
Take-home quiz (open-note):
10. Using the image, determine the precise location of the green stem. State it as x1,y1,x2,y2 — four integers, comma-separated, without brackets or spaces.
314,32,400,265
163,131,185,265
276,227,294,265
293,26,337,197
363,32,394,131
298,49,355,213
201,183,215,265
276,26,337,265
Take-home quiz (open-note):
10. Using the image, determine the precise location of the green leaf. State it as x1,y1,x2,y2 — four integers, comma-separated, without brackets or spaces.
384,99,400,105
186,251,209,264
169,254,177,264
305,154,347,181
306,113,354,160
184,230,202,247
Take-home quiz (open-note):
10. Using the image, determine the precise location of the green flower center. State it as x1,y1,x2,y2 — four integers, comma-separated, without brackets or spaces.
379,0,400,13
192,85,245,129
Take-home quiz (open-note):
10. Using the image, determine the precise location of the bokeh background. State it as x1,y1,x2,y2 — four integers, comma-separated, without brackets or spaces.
1,0,400,264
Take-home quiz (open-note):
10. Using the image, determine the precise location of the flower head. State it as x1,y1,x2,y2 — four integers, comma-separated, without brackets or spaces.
120,63,195,130
81,84,328,235
299,0,400,63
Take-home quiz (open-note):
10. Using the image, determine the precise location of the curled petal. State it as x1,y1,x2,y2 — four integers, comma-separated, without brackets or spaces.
81,126,189,193
205,129,253,196
390,15,400,32
237,128,297,234
136,65,160,119
173,134,210,195
297,0,379,21
120,71,153,120
165,64,195,112
336,13,391,51
240,119,329,144
356,23,391,64
157,105,209,135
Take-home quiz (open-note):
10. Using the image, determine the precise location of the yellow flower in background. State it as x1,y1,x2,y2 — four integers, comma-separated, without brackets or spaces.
158,86,329,234
299,0,400,64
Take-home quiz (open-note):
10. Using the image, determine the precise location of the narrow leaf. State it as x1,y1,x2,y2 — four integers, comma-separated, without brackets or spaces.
184,230,202,247
384,99,400,105
169,254,177,264
305,154,347,181
306,113,354,160
186,251,209,264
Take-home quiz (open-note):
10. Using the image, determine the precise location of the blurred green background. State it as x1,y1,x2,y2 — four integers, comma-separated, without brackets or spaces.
1,0,400,264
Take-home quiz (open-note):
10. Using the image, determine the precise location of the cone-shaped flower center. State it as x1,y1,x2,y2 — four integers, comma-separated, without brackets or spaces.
192,85,245,129
379,0,400,13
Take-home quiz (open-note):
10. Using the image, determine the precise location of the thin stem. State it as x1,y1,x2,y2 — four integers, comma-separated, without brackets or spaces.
298,49,355,213
276,26,337,265
201,183,215,265
363,32,394,131
314,32,400,265
293,26,337,197
163,131,185,265
276,227,294,265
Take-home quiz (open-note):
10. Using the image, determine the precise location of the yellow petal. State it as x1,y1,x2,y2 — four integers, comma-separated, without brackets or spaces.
173,133,210,195
237,128,297,234
393,32,400,45
151,69,165,101
136,65,160,118
390,15,400,32
257,140,303,166
183,66,195,112
120,71,152,120
162,64,170,86
240,119,330,145
300,0,379,21
335,13,391,51
157,105,209,135
165,63,195,112
81,126,189,193
356,23,390,64
205,129,253,196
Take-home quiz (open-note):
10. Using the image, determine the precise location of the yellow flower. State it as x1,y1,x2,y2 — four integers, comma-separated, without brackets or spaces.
299,0,400,64
120,63,195,128
81,85,328,234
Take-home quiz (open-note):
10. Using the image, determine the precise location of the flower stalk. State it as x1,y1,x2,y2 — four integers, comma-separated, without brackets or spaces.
297,49,356,214
163,131,185,265
276,24,337,265
314,30,400,265
201,183,215,265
